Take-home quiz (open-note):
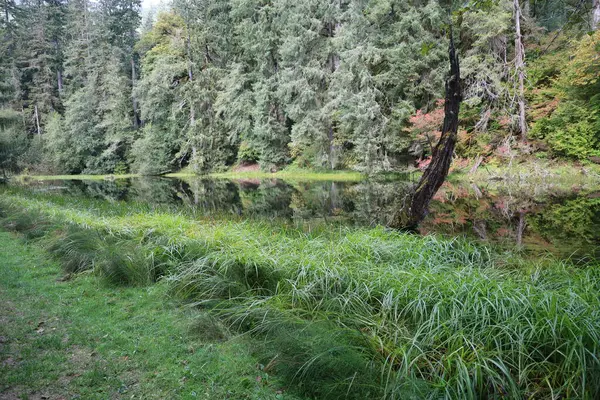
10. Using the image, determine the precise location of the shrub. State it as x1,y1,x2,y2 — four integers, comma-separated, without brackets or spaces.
531,100,600,159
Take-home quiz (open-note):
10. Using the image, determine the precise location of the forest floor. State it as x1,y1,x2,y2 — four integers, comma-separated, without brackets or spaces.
0,230,301,400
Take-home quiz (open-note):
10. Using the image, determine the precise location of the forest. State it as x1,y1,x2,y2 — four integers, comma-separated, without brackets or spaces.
1,0,599,177
2,1,600,399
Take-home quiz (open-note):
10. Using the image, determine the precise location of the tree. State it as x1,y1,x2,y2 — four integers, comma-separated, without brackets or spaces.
513,0,527,139
592,0,600,30
131,12,188,174
393,31,462,228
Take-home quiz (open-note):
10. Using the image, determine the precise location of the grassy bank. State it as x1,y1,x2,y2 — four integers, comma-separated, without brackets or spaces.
450,158,600,189
16,158,600,188
170,168,365,182
0,230,301,399
1,186,600,399
18,168,364,182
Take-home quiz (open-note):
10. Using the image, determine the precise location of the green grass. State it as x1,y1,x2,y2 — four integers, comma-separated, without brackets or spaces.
450,158,600,190
19,168,363,182
16,158,600,188
0,230,302,399
1,186,600,399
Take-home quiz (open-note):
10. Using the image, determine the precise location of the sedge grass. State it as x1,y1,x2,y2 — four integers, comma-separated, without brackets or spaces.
1,186,599,399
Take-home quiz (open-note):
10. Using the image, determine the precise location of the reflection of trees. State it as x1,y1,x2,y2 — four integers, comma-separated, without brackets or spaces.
28,177,600,260
63,177,184,206
529,195,600,259
422,183,541,247
63,179,131,202
180,178,242,216
239,180,294,219
421,183,600,258
129,177,182,205
290,181,355,223
349,181,414,226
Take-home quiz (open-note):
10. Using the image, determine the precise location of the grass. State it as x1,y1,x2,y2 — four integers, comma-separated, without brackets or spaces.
0,230,302,399
450,158,600,190
15,158,600,187
19,168,363,182
167,166,365,182
1,186,600,398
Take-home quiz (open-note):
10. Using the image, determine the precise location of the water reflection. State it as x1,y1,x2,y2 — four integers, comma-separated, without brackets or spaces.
20,176,600,260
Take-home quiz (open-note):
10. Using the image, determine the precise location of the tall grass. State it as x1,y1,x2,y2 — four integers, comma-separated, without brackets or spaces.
1,186,599,399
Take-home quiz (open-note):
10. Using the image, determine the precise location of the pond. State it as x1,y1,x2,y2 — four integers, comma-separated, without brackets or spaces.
18,175,600,261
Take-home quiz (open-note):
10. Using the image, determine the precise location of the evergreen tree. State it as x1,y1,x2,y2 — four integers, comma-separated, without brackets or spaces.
131,12,188,174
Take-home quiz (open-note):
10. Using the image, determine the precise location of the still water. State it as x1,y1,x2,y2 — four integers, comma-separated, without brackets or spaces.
21,176,600,261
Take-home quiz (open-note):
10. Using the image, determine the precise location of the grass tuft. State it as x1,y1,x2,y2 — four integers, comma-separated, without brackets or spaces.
1,186,600,398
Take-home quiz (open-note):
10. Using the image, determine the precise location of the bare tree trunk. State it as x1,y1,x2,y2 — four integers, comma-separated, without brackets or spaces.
186,32,194,81
130,56,140,129
57,70,63,92
392,32,461,229
473,220,487,240
325,21,339,170
34,104,41,136
328,124,335,170
516,211,526,247
130,0,140,129
185,30,198,172
514,0,527,140
593,0,600,30
469,155,484,174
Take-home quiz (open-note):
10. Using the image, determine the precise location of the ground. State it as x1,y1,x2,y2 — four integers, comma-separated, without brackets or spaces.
0,231,298,400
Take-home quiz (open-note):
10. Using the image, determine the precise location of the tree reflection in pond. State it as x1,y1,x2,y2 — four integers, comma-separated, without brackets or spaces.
21,177,600,260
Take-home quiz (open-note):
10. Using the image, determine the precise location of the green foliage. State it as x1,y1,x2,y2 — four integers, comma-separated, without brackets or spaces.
2,0,598,173
237,140,260,163
0,231,298,399
2,187,600,398
530,196,600,256
0,121,27,177
530,31,600,159
531,100,600,158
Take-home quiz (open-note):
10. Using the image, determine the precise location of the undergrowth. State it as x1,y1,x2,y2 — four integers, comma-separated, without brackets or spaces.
1,186,599,399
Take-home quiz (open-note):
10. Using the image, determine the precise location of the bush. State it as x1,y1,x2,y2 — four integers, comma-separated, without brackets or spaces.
531,100,600,159
237,140,260,164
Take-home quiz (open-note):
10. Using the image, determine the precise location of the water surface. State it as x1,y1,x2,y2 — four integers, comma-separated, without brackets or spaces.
18,176,600,261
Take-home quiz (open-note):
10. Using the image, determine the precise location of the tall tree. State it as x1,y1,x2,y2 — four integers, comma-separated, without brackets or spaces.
513,0,527,139
393,32,462,228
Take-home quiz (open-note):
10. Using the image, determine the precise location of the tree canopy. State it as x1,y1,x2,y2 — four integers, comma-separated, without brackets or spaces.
0,0,598,176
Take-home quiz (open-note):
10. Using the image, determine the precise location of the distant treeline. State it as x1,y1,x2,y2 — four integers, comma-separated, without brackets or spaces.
0,0,599,176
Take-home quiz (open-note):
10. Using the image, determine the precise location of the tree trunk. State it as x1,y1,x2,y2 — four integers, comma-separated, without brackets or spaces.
328,124,335,169
130,1,140,129
185,29,198,172
34,104,41,136
593,0,600,30
57,70,63,92
516,211,526,247
514,0,527,140
469,155,484,174
131,56,140,129
392,32,461,229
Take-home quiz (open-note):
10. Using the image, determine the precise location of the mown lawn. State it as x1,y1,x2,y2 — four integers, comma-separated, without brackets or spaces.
0,230,299,400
